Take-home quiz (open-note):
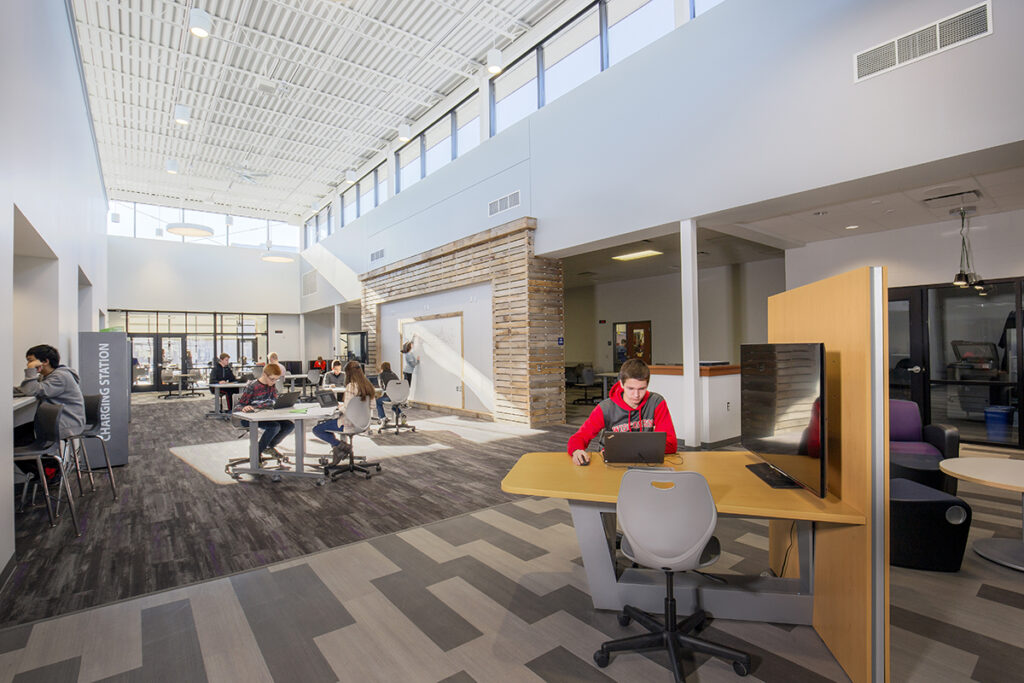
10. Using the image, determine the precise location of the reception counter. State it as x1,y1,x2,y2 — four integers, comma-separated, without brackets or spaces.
647,364,740,449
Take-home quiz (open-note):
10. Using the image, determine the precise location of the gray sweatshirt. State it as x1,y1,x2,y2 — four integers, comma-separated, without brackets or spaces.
403,351,419,372
21,365,87,440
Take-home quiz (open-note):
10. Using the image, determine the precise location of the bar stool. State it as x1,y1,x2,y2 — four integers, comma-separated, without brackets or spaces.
12,403,81,536
65,394,118,500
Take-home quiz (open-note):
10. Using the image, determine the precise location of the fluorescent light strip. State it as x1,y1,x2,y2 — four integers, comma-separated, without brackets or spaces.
612,249,663,261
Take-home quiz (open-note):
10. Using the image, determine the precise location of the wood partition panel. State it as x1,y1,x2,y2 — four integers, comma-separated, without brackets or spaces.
767,267,888,683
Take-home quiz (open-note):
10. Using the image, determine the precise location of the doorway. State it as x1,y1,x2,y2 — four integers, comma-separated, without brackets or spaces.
613,321,652,369
129,334,187,392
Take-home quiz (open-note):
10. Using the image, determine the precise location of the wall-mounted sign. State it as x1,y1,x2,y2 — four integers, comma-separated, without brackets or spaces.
557,337,564,346
598,319,607,324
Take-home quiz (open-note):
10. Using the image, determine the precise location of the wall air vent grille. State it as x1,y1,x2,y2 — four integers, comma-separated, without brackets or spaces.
302,271,317,297
370,248,385,262
488,190,522,217
854,1,990,82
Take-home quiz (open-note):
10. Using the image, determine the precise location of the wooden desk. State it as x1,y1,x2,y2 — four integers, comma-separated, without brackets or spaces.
502,451,864,623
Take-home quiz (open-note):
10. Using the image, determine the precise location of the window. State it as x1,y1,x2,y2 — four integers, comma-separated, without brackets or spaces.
186,313,215,334
158,312,187,333
609,0,674,66
493,52,538,134
232,216,268,248
269,221,299,251
456,95,480,156
317,206,331,241
134,204,182,242
106,310,126,331
182,209,228,246
424,115,454,175
398,140,421,192
342,186,357,225
127,311,158,333
107,201,134,237
375,162,389,205
358,176,375,217
543,7,601,104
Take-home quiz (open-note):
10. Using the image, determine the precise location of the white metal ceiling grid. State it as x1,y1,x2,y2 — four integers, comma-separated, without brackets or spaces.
72,0,571,221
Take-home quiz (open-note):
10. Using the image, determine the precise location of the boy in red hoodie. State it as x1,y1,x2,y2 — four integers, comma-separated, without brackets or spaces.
567,359,678,465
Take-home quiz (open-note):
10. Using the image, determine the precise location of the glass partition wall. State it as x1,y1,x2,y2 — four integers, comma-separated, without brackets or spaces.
109,309,269,392
890,279,1022,447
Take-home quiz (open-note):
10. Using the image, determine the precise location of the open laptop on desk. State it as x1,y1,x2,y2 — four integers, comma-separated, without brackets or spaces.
271,391,300,409
603,431,666,464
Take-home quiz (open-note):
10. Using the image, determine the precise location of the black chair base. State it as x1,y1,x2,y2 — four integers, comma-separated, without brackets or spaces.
319,439,380,481
595,573,750,681
572,385,600,405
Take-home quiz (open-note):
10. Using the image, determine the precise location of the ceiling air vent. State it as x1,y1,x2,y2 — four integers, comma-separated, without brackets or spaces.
302,271,317,297
488,190,521,217
854,2,990,82
922,190,981,209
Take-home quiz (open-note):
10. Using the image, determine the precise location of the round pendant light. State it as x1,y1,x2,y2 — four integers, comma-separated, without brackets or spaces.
166,222,214,237
260,251,295,263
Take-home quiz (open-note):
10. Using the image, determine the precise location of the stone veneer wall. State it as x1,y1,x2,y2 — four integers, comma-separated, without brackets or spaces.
360,217,565,427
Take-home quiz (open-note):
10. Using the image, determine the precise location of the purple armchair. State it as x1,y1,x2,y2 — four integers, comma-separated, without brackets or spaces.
890,399,959,495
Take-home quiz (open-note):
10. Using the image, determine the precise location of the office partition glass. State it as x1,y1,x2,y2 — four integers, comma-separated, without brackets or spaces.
608,0,674,66
131,337,154,388
398,141,421,192
456,95,480,156
231,216,267,248
188,335,215,383
107,201,135,237
269,222,299,251
543,7,601,104
424,115,453,175
183,209,228,246
494,52,538,134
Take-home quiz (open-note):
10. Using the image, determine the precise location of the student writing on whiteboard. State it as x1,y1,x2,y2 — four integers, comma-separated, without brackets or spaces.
566,359,678,466
401,340,419,384
312,361,375,450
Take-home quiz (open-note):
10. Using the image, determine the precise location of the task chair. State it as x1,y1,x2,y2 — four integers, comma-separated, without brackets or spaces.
64,394,118,500
320,395,380,480
299,368,323,402
378,379,416,435
12,403,81,536
224,411,290,478
594,470,751,680
572,366,600,405
890,399,959,494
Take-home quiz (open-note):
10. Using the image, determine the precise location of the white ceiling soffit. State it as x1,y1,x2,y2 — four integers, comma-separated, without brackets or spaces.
71,0,572,221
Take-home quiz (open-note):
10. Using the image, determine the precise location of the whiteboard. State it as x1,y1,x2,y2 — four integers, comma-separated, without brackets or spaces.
401,314,464,410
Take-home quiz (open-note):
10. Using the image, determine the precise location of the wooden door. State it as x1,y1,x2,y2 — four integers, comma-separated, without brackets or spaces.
625,321,652,365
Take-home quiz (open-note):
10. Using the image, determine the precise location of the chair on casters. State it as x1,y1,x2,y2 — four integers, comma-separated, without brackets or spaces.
12,403,81,537
64,394,118,500
299,368,322,401
573,367,600,405
224,412,289,477
594,470,751,680
320,395,380,480
379,379,415,435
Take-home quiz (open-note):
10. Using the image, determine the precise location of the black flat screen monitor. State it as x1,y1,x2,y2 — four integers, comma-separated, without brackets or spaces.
741,343,827,498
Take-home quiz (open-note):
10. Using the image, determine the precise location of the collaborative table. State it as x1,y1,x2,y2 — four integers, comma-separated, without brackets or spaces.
228,405,339,484
596,372,619,398
13,396,36,427
940,457,1024,571
502,451,864,623
205,382,248,419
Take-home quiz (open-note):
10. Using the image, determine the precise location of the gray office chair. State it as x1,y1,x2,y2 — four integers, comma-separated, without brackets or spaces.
594,470,751,680
299,368,323,401
573,366,600,404
12,403,81,536
64,394,118,500
321,395,380,480
378,379,415,435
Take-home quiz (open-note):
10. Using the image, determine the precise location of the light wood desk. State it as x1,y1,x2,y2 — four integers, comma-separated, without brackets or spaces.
502,451,864,623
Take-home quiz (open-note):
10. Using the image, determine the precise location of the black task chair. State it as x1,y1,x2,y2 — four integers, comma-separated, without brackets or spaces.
378,379,415,435
12,403,81,536
64,394,118,500
319,395,380,480
573,367,600,405
594,470,751,680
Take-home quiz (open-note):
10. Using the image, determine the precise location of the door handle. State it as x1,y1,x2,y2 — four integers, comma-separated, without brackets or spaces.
907,365,924,374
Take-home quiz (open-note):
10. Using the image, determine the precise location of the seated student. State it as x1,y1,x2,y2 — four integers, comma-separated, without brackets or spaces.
208,352,239,410
312,356,327,373
322,360,346,388
376,361,405,426
235,363,294,458
567,358,678,466
17,344,87,446
312,361,375,448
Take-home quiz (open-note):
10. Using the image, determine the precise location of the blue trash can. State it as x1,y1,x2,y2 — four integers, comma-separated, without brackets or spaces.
984,406,1015,441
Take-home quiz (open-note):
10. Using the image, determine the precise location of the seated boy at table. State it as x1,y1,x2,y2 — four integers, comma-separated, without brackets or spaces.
323,359,346,388
209,352,239,410
567,358,678,466
235,363,294,458
16,344,87,450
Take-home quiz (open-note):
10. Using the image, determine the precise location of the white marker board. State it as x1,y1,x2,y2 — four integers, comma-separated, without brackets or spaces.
401,313,464,410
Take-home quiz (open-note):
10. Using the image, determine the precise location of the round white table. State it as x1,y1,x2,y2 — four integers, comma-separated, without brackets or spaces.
940,457,1024,571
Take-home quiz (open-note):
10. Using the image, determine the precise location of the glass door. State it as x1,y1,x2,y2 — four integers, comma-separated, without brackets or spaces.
130,336,154,390
888,288,928,412
158,336,185,392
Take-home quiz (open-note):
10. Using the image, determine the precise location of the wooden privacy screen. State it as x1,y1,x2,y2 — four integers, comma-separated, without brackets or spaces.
767,267,889,683
360,217,565,427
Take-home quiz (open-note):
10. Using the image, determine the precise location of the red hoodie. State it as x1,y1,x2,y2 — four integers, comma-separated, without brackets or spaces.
567,381,678,455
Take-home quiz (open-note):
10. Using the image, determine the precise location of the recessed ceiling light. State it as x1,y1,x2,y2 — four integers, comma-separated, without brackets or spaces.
189,8,211,38
612,250,663,261
813,210,828,216
885,209,896,214
870,199,883,205
173,103,191,125
845,225,859,230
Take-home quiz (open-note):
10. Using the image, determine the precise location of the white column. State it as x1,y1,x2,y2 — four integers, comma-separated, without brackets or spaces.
680,219,702,449
333,304,342,360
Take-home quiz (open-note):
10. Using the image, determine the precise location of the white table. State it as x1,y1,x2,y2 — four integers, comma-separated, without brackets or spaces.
206,382,248,419
13,396,36,427
596,372,618,398
940,457,1024,571
230,405,339,483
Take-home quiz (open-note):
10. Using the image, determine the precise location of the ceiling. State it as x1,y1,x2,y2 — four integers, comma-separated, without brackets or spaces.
71,0,573,222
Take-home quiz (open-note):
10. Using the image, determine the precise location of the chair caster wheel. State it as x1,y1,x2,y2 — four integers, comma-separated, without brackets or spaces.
365,473,373,479
230,473,241,480
733,660,750,676
617,613,631,627
593,650,609,668
374,464,382,471
270,475,281,483
410,426,416,432
315,479,326,487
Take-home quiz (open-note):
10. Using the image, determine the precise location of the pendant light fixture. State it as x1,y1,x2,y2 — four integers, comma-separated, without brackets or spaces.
166,222,214,237
189,8,212,38
951,206,984,292
260,240,294,263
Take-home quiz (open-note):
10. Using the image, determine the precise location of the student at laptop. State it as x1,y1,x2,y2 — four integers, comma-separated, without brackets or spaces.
235,363,294,458
567,358,677,466
323,360,345,387
312,361,375,448
209,353,239,410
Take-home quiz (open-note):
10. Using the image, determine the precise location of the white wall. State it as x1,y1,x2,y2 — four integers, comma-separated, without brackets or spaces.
268,314,300,361
107,236,301,313
378,282,494,414
592,272,683,371
563,286,597,365
13,256,60,378
1,1,109,576
698,258,786,363
303,310,334,362
785,209,1024,289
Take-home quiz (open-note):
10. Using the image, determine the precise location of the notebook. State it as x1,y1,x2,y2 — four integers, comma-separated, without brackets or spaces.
602,431,667,464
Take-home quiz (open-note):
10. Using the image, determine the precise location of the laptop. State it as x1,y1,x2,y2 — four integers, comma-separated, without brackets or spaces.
273,391,301,409
603,431,667,464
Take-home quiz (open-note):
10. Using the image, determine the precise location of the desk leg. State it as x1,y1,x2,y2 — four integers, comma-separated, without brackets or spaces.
294,419,305,474
972,493,1024,571
568,500,620,610
249,422,260,469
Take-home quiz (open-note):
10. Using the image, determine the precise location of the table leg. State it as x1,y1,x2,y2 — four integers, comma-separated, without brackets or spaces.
249,421,260,469
602,376,610,399
294,418,305,474
568,500,620,610
972,492,1024,571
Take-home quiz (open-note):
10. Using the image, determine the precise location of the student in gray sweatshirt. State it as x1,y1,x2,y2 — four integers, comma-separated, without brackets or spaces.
20,344,86,440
